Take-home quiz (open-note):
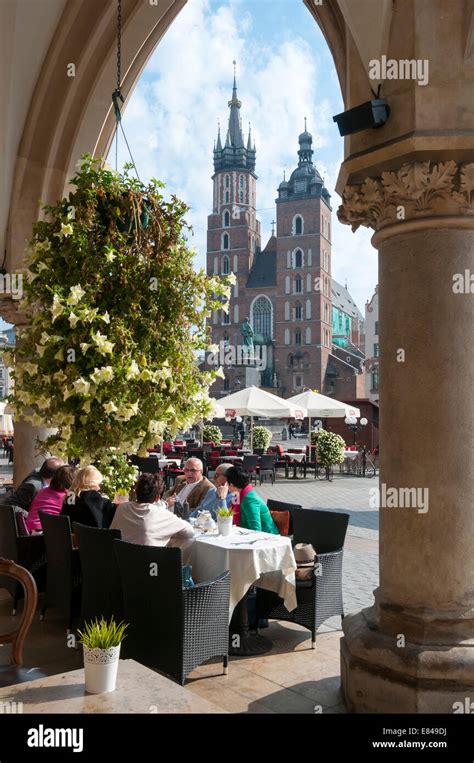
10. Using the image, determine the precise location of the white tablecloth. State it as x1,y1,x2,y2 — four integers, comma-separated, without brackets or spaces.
186,529,297,621
287,452,306,462
148,455,181,468
343,451,359,460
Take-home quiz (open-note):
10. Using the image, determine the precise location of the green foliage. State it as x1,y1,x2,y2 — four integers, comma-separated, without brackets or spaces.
202,424,222,445
312,428,346,466
78,617,128,649
252,425,272,451
96,450,138,497
216,506,234,517
9,155,232,461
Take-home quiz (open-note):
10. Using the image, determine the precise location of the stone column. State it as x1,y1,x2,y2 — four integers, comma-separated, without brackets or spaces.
339,159,474,712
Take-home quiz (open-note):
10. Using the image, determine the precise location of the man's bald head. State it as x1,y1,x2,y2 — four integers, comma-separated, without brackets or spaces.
39,458,63,482
183,457,203,484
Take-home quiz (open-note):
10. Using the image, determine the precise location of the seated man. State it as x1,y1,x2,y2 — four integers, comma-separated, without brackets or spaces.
191,462,234,520
164,457,213,512
111,473,194,548
0,458,63,516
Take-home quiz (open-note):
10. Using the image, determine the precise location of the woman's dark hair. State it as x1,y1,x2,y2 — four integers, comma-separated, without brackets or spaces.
225,466,250,490
49,464,76,492
135,473,164,503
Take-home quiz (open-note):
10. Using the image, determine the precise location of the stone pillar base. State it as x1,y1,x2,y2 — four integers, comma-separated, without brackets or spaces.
341,608,474,713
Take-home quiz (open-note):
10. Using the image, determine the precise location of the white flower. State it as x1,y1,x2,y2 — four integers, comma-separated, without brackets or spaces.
37,261,48,273
40,332,50,345
35,344,47,358
148,420,162,434
34,239,51,253
54,222,73,239
54,348,64,361
82,400,92,413
215,366,225,379
26,269,38,283
100,312,110,324
125,360,140,380
104,401,118,414
63,388,75,401
84,308,98,323
91,331,114,355
53,370,67,383
90,366,114,384
51,295,64,323
105,250,116,263
68,312,80,328
23,362,38,376
66,284,86,306
227,272,237,285
73,377,91,395
221,300,230,315
207,343,219,353
80,342,91,354
140,369,153,381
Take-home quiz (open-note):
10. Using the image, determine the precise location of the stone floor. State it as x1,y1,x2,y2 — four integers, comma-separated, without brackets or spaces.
0,469,379,713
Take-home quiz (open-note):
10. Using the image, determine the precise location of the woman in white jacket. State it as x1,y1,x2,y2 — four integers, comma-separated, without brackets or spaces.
111,473,194,549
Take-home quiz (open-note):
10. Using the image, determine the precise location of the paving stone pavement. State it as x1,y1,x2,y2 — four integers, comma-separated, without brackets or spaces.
258,475,380,631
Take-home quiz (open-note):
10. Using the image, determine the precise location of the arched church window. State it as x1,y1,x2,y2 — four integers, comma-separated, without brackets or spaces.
239,190,244,203
222,233,230,250
252,296,272,340
295,329,302,345
222,255,230,275
294,249,303,268
295,275,302,293
294,216,303,235
223,210,230,227
239,175,245,188
225,175,230,188
295,302,302,320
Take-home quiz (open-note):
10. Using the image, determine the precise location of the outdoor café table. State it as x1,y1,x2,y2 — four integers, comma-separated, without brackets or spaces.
148,455,182,468
218,455,243,463
286,451,306,479
187,527,297,656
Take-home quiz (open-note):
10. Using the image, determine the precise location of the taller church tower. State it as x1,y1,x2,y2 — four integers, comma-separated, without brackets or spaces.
206,66,261,371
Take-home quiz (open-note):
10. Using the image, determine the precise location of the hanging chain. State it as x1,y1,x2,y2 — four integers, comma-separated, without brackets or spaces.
116,0,122,91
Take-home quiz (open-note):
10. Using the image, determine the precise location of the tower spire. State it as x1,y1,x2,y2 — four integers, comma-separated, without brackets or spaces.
227,60,244,148
215,119,222,151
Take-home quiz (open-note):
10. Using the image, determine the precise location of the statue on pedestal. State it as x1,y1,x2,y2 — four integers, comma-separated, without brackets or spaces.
241,317,254,348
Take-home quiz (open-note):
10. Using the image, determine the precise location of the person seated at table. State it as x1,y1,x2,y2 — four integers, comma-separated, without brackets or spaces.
164,457,213,511
111,473,194,548
190,463,234,520
26,464,76,533
0,457,63,515
61,466,116,528
225,466,278,534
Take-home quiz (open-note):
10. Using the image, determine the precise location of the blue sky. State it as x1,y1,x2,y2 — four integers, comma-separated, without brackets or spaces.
110,0,378,311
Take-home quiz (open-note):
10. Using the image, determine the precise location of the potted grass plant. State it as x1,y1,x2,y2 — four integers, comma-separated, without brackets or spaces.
78,617,128,694
216,506,234,537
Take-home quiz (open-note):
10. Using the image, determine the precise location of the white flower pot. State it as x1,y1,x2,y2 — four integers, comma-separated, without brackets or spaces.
83,645,121,694
217,516,233,537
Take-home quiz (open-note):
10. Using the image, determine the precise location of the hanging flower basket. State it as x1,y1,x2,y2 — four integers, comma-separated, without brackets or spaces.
8,156,234,462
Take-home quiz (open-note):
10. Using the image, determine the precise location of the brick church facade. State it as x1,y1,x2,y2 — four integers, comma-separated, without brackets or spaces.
206,75,364,400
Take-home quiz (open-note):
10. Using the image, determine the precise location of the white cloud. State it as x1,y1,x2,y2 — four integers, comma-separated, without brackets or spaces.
112,0,377,312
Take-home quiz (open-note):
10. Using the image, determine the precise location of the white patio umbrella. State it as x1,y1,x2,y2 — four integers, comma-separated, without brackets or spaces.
286,390,360,440
217,385,306,450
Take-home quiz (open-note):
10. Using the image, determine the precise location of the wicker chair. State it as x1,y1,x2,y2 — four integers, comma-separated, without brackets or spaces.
0,506,46,614
0,558,46,687
256,508,349,648
73,523,123,626
39,512,82,631
114,540,230,685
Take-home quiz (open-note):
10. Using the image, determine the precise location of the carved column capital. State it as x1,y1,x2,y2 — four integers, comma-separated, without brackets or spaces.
337,160,474,232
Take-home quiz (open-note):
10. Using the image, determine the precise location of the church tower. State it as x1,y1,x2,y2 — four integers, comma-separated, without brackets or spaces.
273,122,333,395
206,65,261,390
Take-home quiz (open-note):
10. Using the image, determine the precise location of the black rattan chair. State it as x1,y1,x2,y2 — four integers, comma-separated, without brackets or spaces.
0,506,46,613
242,455,259,485
73,523,123,626
257,454,276,485
256,508,349,648
114,540,230,685
39,512,81,631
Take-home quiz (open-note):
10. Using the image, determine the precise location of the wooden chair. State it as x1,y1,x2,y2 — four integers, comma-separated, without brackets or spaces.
0,558,46,687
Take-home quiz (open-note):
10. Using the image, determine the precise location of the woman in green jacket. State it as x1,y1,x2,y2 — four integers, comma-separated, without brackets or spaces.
225,466,279,534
